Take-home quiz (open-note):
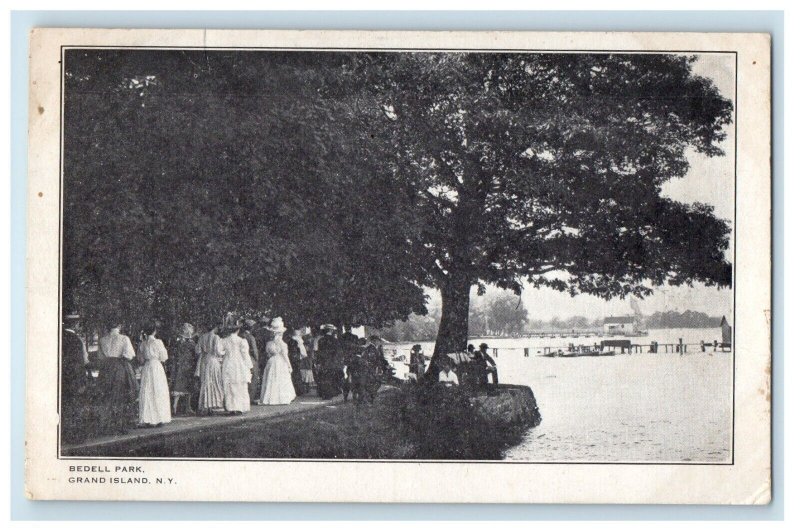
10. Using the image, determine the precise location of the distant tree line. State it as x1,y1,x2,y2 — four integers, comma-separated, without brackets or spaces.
373,310,441,343
527,315,604,331
375,291,528,342
469,292,529,336
375,301,723,341
644,310,722,329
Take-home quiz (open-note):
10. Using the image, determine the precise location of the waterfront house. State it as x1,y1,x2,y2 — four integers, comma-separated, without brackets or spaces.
603,316,636,336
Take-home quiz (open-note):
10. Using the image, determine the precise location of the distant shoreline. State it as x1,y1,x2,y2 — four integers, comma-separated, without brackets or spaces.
386,326,724,345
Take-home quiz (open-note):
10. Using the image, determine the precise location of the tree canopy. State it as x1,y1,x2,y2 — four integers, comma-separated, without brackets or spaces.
63,50,732,352
322,52,732,359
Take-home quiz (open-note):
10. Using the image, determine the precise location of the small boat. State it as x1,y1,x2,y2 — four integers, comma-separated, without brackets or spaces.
542,348,615,358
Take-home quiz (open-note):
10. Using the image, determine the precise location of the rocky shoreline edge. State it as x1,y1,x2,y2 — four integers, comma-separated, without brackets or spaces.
67,384,542,460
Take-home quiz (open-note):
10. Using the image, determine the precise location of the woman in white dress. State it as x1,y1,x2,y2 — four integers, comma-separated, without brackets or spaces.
259,317,296,405
220,323,252,414
195,323,225,415
137,324,172,426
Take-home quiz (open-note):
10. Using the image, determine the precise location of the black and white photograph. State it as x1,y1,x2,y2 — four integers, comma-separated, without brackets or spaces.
24,28,771,504
56,44,737,463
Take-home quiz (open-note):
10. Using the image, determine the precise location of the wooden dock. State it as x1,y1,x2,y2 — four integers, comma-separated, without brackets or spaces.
384,338,730,359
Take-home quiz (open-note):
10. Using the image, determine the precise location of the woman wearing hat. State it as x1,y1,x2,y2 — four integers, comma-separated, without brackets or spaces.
259,317,296,405
170,323,197,415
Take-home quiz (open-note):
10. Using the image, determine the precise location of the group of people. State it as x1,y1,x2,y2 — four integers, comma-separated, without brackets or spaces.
60,312,393,444
312,324,392,403
192,315,299,416
408,342,499,388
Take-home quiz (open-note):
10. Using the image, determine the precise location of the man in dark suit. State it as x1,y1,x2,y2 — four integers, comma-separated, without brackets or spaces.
315,325,342,399
61,312,89,443
475,343,499,387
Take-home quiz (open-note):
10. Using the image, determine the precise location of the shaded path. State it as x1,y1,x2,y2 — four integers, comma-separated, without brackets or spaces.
62,393,346,456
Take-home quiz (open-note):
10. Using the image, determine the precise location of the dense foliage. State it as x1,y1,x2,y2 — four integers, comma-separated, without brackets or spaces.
63,50,732,354
63,50,427,331
332,53,733,362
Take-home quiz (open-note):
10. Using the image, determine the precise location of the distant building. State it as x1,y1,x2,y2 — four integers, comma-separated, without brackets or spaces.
603,316,636,336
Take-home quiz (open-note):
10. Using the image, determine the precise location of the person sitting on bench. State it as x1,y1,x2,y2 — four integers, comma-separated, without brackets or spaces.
438,360,459,387
474,343,499,386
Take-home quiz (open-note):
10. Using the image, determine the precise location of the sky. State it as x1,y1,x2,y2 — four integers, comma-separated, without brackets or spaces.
449,53,736,321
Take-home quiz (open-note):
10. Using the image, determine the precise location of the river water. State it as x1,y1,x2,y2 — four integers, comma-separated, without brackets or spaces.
387,328,733,463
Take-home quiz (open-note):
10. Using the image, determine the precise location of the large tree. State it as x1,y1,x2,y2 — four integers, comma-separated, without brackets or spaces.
327,52,732,368
64,50,732,364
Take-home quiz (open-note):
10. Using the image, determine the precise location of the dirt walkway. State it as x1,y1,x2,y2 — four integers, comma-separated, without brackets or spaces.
62,393,345,456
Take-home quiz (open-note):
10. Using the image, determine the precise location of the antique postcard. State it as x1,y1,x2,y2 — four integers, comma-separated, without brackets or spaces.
25,28,771,503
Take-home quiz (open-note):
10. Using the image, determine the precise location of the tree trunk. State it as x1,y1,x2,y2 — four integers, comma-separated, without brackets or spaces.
426,275,472,378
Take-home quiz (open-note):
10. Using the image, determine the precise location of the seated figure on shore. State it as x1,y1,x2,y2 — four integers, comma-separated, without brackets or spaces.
438,361,459,387
447,349,475,387
474,343,499,386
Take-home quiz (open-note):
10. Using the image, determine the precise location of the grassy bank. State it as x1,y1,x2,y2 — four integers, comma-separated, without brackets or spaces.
74,384,540,460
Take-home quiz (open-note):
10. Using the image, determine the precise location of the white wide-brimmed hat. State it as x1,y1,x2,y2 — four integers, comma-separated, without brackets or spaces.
268,317,287,334
320,323,337,331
